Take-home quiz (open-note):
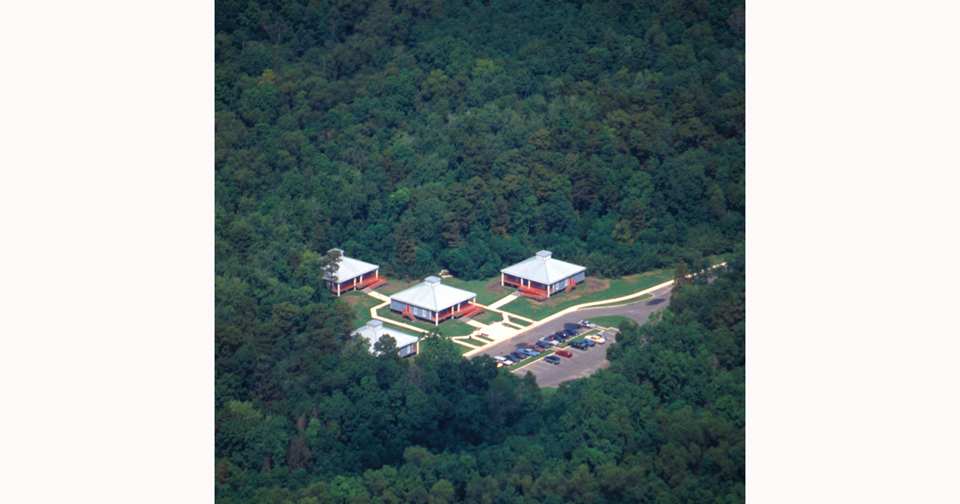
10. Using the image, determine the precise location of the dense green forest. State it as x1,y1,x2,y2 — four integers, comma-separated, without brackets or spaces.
216,0,745,502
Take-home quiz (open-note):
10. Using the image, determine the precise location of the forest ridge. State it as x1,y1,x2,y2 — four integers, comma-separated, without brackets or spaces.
215,0,745,502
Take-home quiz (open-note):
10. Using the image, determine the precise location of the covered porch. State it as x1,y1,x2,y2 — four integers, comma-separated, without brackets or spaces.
331,271,387,296
502,274,549,300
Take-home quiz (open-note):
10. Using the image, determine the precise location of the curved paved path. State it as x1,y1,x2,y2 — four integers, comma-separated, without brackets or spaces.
472,283,675,387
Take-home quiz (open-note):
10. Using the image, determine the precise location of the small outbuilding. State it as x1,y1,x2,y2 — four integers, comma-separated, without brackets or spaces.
352,320,420,358
500,250,586,299
323,249,387,296
389,276,483,325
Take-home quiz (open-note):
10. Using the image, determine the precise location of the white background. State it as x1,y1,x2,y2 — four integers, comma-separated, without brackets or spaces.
2,1,958,502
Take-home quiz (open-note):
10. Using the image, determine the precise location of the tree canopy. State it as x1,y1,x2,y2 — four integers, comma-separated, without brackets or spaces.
215,0,745,502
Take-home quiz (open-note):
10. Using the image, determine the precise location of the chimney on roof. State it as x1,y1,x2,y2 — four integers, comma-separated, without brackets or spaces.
425,276,441,286
536,250,552,261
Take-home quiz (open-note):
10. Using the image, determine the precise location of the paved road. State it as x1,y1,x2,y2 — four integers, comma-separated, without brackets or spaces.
472,283,675,387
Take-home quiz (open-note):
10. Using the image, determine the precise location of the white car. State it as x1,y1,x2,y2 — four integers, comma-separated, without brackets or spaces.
494,356,515,365
578,320,597,328
538,338,560,347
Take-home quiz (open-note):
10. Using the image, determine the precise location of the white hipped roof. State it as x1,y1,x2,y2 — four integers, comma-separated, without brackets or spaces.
500,250,586,285
390,276,476,312
352,320,419,352
325,249,379,283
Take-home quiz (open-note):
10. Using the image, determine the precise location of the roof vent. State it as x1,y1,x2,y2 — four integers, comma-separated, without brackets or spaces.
367,320,384,329
536,250,552,260
425,276,442,286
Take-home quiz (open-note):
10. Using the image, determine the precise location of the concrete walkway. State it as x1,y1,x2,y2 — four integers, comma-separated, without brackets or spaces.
462,279,676,357
461,262,727,358
487,293,520,310
359,263,725,352
363,289,390,302
459,313,523,342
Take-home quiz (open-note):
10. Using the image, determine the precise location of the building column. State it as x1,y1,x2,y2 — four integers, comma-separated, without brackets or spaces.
337,283,341,296
435,311,439,326
547,284,551,297
501,273,504,286
375,269,379,279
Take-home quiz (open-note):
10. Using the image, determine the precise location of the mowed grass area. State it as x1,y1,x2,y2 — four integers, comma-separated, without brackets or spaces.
376,278,420,296
442,277,512,306
340,292,387,329
503,316,530,326
461,336,490,346
470,310,504,325
501,268,675,321
586,315,636,332
373,267,674,331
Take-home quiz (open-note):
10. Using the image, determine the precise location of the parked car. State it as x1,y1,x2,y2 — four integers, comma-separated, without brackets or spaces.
569,341,588,350
525,345,542,354
509,352,528,362
581,338,596,347
544,355,561,365
497,356,516,365
493,356,510,365
547,334,564,343
586,334,606,344
517,348,539,358
535,340,553,349
562,327,579,337
578,320,597,328
539,338,560,347
553,331,570,341
556,349,573,358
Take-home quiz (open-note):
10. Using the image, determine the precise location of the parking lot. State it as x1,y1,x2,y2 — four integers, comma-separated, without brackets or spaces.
474,283,674,387
510,328,618,387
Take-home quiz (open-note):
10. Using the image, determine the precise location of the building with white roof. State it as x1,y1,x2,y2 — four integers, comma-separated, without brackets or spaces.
500,250,586,299
389,276,483,325
352,320,420,358
323,249,387,296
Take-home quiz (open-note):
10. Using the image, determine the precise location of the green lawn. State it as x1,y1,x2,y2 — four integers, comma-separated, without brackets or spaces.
342,292,388,329
371,268,673,333
586,315,637,332
500,268,674,321
469,333,494,343
470,310,503,325
376,278,420,296
504,317,530,327
439,277,512,306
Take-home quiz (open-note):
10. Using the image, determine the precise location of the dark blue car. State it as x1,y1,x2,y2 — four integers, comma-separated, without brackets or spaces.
509,351,528,362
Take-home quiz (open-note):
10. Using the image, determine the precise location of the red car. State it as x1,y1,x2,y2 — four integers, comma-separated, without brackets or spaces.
555,350,573,358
